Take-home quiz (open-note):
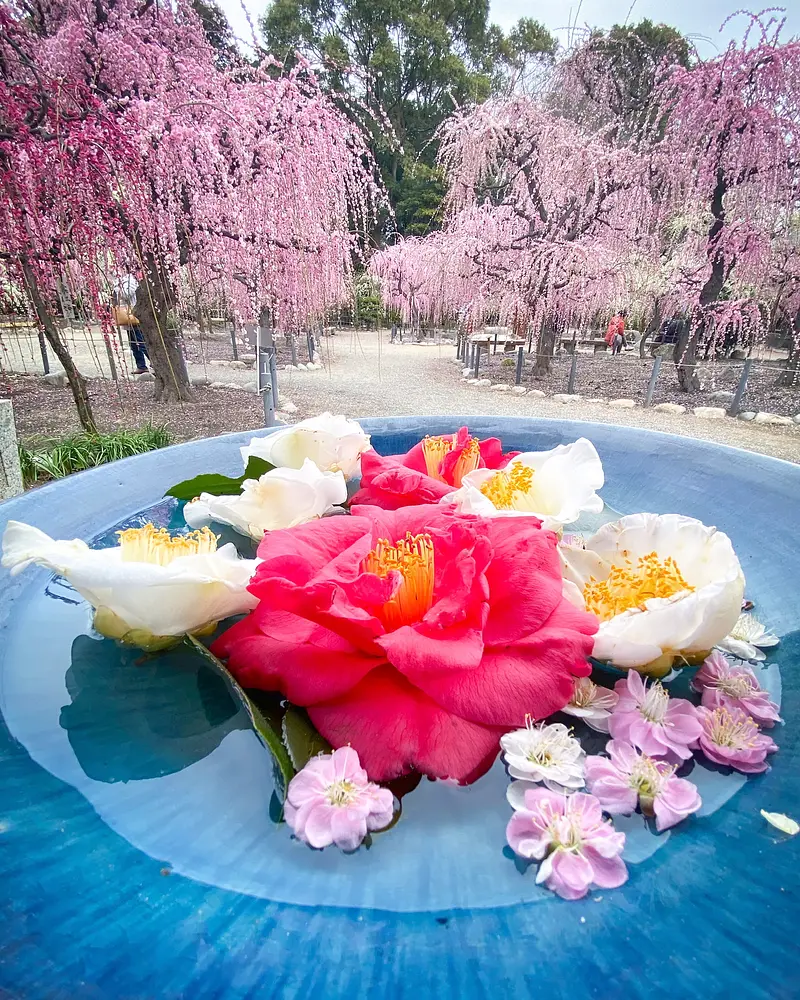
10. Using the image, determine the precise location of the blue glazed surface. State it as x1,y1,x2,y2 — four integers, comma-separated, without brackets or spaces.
1,416,799,999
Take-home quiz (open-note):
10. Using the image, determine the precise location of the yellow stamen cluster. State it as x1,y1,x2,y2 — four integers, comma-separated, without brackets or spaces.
421,434,481,485
117,523,218,566
362,531,435,631
707,707,758,749
326,779,358,807
583,551,694,621
479,464,534,509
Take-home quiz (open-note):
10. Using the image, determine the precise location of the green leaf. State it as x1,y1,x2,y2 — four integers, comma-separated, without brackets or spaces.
185,634,294,798
165,456,274,501
281,705,333,770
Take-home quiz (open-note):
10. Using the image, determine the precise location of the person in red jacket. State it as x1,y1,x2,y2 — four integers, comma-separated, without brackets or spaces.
605,309,627,355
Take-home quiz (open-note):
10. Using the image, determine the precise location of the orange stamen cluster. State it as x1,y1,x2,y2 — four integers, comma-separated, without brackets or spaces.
479,464,534,509
362,532,435,631
117,523,217,566
583,551,693,621
421,434,481,485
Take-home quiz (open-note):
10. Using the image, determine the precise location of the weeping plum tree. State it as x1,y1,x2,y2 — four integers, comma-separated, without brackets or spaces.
2,0,378,407
371,96,652,371
650,18,800,390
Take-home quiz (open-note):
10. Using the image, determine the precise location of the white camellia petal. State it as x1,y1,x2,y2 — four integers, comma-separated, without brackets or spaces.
184,459,347,540
2,520,258,643
241,413,370,478
561,512,744,674
442,438,604,531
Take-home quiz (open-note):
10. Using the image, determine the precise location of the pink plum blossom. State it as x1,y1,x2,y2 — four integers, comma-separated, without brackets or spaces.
692,651,781,727
608,671,702,762
561,676,619,733
584,740,702,832
506,787,628,901
694,707,778,774
284,747,395,851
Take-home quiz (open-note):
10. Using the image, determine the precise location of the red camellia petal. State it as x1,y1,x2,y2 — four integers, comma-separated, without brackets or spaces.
350,428,516,510
214,503,599,784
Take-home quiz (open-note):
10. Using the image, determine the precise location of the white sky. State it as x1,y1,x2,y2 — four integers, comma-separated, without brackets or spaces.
218,0,799,58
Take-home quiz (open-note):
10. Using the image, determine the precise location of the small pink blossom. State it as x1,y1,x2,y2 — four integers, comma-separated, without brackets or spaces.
561,676,619,732
692,651,781,727
284,746,395,851
694,706,778,774
585,740,702,832
506,788,627,901
608,671,702,762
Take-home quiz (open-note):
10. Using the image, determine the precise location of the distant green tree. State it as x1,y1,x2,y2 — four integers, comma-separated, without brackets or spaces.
261,0,555,235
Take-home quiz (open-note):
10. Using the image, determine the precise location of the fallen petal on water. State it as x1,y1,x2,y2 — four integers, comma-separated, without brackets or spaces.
760,810,799,836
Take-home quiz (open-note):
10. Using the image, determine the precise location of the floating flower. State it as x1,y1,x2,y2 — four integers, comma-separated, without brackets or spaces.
584,740,702,832
241,413,370,478
500,722,586,790
284,746,395,851
718,613,780,662
506,788,628,901
561,513,744,676
694,706,778,773
213,505,597,783
184,459,347,541
561,676,619,732
443,440,604,531
692,650,781,727
608,671,702,762
2,520,258,650
350,426,516,509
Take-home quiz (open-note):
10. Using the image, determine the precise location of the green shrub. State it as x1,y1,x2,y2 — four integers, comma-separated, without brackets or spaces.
20,424,172,487
501,357,515,368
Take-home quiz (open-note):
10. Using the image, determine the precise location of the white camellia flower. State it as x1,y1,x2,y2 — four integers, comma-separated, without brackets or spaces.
441,439,604,531
2,520,258,650
184,459,347,541
500,722,586,791
241,413,370,478
560,513,744,677
719,613,779,662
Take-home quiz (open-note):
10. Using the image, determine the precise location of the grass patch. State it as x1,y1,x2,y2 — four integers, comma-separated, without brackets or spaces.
20,424,172,487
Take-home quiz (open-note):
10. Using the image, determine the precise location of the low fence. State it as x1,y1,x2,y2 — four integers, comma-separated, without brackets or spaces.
454,335,799,417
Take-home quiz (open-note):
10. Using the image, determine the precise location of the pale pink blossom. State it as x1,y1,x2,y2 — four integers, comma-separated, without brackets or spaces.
506,788,627,901
584,740,702,832
694,707,778,774
561,676,619,733
284,747,394,851
608,671,702,762
692,651,781,727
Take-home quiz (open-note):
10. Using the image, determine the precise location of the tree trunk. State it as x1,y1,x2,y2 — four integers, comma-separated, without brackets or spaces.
676,169,728,393
779,309,800,387
533,325,557,376
21,258,98,434
135,251,193,402
640,299,662,358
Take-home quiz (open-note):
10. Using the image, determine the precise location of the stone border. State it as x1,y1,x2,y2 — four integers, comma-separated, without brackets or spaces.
459,375,800,427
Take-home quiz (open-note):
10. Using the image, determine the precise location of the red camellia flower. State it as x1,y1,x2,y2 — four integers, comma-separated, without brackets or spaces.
350,426,517,510
213,504,597,784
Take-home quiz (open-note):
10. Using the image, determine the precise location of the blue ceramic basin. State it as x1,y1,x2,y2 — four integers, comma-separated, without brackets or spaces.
1,416,798,999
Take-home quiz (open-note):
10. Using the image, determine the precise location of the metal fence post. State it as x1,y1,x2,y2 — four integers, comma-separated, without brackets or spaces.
493,331,499,354
729,358,753,416
567,353,578,394
37,330,50,374
644,355,662,407
258,321,278,426
473,344,480,378
515,345,524,385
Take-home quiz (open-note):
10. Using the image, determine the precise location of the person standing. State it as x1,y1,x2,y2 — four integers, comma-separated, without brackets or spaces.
605,309,627,356
113,273,150,375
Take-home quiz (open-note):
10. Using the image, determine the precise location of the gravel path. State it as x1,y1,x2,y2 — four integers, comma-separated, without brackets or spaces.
4,327,799,464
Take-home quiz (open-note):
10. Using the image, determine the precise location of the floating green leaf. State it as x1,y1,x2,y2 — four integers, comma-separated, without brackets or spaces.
761,810,800,836
281,705,333,770
165,456,274,501
185,634,294,798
